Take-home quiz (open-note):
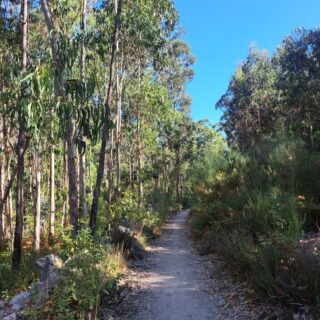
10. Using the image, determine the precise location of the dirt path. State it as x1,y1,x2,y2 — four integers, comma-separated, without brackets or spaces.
102,210,315,320
127,209,221,320
108,209,261,320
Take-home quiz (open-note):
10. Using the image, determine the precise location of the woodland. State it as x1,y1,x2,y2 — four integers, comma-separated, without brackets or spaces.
0,0,320,319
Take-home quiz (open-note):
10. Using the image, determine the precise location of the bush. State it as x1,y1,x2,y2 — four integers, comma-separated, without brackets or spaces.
189,136,320,308
26,229,126,319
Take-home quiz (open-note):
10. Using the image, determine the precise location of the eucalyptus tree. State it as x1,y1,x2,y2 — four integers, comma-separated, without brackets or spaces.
216,48,279,151
78,0,88,218
11,0,29,269
40,0,85,237
275,28,320,151
89,0,123,234
89,0,178,233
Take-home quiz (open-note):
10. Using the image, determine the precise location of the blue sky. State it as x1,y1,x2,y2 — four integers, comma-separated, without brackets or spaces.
174,0,320,124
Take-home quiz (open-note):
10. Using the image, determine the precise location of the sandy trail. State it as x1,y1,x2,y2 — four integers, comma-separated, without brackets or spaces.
129,210,221,320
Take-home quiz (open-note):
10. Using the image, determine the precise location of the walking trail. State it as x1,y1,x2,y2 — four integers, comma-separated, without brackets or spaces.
105,210,274,320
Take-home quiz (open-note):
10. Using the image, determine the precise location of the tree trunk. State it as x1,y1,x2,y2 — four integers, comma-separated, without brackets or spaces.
12,0,28,269
12,125,26,269
33,144,41,251
175,148,181,204
0,118,4,250
79,151,87,218
3,115,12,240
66,120,78,237
49,144,55,239
107,130,114,204
62,140,68,227
136,65,143,209
79,0,87,218
90,0,123,234
137,110,143,209
115,59,123,199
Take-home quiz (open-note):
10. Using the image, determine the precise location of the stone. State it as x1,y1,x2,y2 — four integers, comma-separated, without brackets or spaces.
2,313,16,320
0,300,5,309
9,292,31,311
31,281,47,305
36,254,63,291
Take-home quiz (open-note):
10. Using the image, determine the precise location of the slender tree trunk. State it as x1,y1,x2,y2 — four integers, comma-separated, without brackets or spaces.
79,151,87,218
129,149,133,189
79,0,87,218
137,110,143,209
6,188,12,239
12,0,28,269
12,126,26,269
115,59,123,199
0,118,4,250
136,65,143,209
175,149,181,204
49,144,55,239
90,0,123,234
33,144,41,251
3,115,12,240
5,159,13,240
108,130,114,204
62,140,68,227
66,121,78,237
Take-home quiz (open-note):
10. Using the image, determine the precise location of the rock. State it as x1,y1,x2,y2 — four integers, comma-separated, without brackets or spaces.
36,254,63,291
31,281,47,305
9,292,31,311
2,313,16,320
118,226,132,235
0,300,5,310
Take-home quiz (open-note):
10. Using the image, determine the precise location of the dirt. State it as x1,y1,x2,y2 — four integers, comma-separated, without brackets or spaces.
101,210,316,320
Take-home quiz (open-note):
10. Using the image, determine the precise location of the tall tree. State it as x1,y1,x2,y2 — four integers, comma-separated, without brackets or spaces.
12,0,28,269
90,0,123,234
40,0,79,237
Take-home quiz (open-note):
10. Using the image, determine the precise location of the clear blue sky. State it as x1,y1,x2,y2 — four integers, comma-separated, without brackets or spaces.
174,0,320,124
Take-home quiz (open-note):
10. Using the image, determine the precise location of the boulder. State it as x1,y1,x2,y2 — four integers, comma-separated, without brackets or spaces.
9,292,31,311
2,313,16,320
36,254,63,292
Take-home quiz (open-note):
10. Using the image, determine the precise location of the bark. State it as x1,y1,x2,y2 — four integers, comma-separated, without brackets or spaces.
107,130,114,204
90,0,123,234
66,121,78,237
62,140,68,227
175,148,181,204
137,66,143,209
33,144,41,251
3,115,12,239
49,144,55,239
12,0,28,269
79,151,87,218
0,118,4,250
12,125,27,269
79,0,87,218
115,58,124,199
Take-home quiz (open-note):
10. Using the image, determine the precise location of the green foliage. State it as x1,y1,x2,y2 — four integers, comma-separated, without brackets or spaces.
41,249,123,319
189,133,320,306
24,229,125,319
0,249,46,299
